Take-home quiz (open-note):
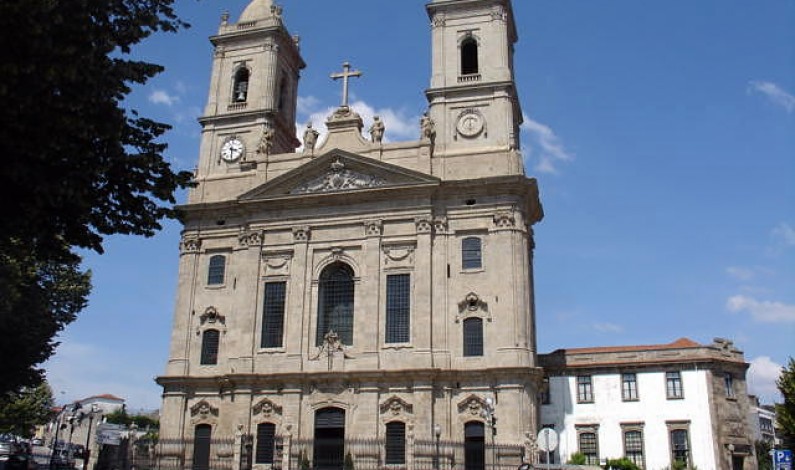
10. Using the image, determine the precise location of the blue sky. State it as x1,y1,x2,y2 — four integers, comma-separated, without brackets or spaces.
45,0,794,411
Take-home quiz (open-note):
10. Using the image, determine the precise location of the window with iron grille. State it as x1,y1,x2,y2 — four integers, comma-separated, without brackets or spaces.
207,255,226,285
201,329,219,365
577,376,593,403
316,263,355,346
385,422,406,465
623,430,644,468
255,423,276,464
463,317,483,357
578,432,599,465
666,371,683,399
622,373,639,401
724,372,736,398
386,274,410,343
670,429,689,465
261,282,286,348
462,237,482,270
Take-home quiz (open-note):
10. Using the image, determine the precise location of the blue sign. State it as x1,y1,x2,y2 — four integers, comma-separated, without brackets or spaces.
775,450,793,470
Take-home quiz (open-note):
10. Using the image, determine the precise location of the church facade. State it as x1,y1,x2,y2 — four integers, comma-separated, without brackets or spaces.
157,0,543,469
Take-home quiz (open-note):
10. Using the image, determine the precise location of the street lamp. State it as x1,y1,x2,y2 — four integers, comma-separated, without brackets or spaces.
433,424,442,470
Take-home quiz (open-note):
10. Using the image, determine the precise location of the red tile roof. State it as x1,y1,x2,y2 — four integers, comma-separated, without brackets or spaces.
559,337,701,355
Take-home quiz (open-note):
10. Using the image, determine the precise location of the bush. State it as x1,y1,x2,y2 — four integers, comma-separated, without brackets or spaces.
568,452,587,465
603,458,640,470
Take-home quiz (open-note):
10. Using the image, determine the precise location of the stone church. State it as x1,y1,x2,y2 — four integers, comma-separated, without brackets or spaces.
157,0,543,469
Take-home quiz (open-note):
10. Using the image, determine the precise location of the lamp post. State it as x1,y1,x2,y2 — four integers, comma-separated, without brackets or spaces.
433,424,441,470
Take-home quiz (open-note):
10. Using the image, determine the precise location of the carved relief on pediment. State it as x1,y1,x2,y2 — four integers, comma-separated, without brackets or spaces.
380,396,414,416
253,398,283,417
190,400,219,419
263,251,293,276
457,395,488,416
383,243,416,268
290,159,385,194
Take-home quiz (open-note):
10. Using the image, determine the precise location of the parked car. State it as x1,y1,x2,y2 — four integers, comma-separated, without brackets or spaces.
0,440,31,470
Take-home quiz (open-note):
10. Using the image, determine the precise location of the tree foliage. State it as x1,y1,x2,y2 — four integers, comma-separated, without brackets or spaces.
0,0,192,394
105,409,159,430
0,382,55,438
776,357,795,448
603,458,641,470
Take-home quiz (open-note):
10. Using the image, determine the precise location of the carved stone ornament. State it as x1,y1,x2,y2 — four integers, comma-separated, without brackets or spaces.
434,217,448,234
291,159,385,194
457,395,488,416
383,244,415,266
493,211,516,229
380,396,414,416
253,398,283,417
180,236,201,254
458,293,488,314
432,14,446,28
415,216,433,234
239,230,263,247
263,252,292,274
200,306,226,326
190,400,219,418
292,226,311,243
364,220,383,237
490,5,507,21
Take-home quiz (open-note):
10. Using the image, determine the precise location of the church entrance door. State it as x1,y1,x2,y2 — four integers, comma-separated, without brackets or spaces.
464,422,485,470
192,424,212,470
314,408,346,470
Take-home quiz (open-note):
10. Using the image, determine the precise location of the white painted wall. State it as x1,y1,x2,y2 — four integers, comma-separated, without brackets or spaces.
540,369,717,470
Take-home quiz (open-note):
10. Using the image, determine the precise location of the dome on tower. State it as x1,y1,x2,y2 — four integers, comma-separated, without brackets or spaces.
239,0,275,23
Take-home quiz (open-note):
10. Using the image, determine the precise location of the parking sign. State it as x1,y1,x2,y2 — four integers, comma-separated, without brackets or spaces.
775,450,793,470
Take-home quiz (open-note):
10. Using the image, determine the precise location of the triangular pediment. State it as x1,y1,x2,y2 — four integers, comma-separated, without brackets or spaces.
239,149,440,202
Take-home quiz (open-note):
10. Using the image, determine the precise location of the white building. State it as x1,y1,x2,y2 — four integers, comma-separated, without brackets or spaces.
539,338,756,470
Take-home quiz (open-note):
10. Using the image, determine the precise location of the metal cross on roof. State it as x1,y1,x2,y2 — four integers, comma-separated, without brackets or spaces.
330,62,362,108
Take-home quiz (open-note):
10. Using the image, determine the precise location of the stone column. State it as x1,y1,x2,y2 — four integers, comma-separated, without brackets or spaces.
414,216,434,365
288,227,310,360
261,41,279,111
360,220,383,358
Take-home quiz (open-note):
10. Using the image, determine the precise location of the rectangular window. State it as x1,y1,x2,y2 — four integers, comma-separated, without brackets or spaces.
540,377,551,405
622,373,639,401
577,376,593,403
670,429,690,465
385,422,406,465
724,372,736,399
666,371,683,399
623,430,644,468
385,274,410,343
207,255,226,285
261,282,287,348
463,317,484,357
462,237,482,270
578,432,599,465
255,423,276,464
201,330,220,365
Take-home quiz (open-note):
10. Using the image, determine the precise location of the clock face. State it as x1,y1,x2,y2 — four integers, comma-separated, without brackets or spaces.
221,138,244,162
456,111,484,138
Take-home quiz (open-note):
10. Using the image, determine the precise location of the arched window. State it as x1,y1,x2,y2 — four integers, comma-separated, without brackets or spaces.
192,424,212,470
233,67,250,102
316,263,355,346
462,237,482,270
464,422,485,470
463,317,483,357
255,423,276,464
201,329,220,365
385,422,406,465
461,37,479,75
207,255,226,285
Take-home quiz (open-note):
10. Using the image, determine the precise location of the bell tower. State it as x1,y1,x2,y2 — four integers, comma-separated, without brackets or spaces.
196,0,304,177
425,0,523,160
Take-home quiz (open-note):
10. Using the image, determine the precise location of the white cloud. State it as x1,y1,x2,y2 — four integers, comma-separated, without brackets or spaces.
148,89,180,107
521,115,573,174
592,322,624,333
748,81,795,113
772,223,795,246
727,295,795,323
294,96,419,150
747,356,783,403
